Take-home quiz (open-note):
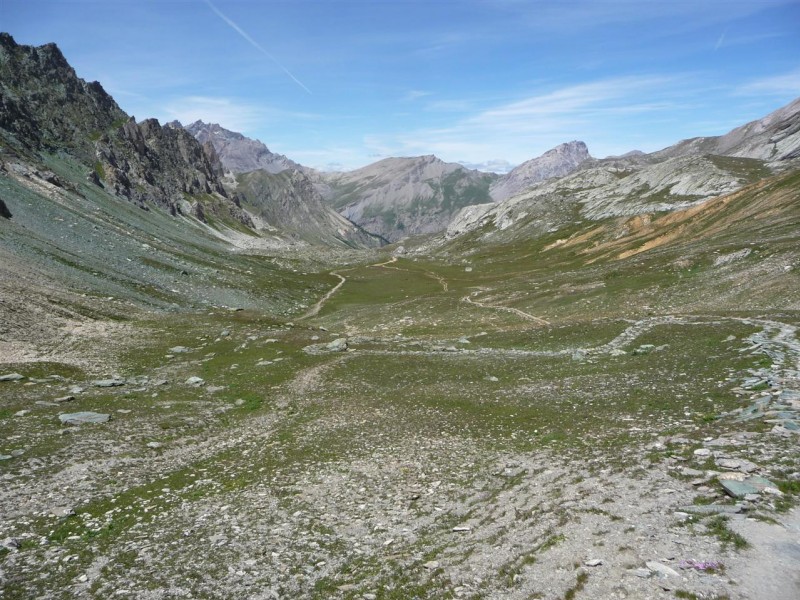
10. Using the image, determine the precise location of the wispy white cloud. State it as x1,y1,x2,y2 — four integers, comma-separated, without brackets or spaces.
736,68,800,96
160,96,317,133
203,0,312,95
459,159,515,174
363,75,691,165
402,90,432,102
714,30,726,51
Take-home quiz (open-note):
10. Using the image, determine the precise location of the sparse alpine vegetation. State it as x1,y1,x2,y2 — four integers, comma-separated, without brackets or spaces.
1,33,800,600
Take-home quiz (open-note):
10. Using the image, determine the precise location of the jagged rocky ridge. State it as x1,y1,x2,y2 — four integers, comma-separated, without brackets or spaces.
184,120,306,175
444,98,800,244
185,121,382,247
489,141,590,202
0,34,252,225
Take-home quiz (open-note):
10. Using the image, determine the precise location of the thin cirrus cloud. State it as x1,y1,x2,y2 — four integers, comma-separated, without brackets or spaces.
402,90,432,102
736,68,800,96
202,0,312,95
468,76,673,126
380,76,680,162
161,96,317,133
356,75,708,172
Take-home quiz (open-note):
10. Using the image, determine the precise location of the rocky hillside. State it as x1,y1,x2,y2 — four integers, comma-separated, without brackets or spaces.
184,120,305,175
652,97,800,162
0,33,250,224
443,98,800,245
489,141,590,202
0,33,126,162
324,155,497,242
235,169,384,247
185,121,381,248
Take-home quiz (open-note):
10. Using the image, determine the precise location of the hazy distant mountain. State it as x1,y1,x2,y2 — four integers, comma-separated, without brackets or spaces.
652,97,800,162
184,121,305,175
234,168,384,248
445,97,800,244
489,141,590,202
324,155,497,242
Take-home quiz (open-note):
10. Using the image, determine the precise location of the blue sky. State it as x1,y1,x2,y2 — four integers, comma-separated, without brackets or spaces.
4,0,800,172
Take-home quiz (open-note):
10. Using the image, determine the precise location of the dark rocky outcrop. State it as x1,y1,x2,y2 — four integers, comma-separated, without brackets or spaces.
0,32,126,160
0,197,11,218
0,33,250,225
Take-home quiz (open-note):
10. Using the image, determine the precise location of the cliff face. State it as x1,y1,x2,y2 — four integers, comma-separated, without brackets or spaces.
92,119,234,214
324,155,497,242
0,33,250,224
235,168,384,247
489,141,591,202
184,120,305,175
0,32,126,160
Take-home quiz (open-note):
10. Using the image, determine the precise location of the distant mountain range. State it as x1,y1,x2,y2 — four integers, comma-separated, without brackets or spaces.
183,122,593,242
445,99,800,244
2,32,799,255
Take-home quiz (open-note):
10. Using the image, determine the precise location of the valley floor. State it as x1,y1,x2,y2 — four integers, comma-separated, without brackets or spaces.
1,250,800,600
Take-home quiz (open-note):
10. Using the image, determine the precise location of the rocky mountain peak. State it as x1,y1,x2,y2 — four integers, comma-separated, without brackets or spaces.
489,140,591,202
184,121,303,175
0,34,250,225
0,33,125,159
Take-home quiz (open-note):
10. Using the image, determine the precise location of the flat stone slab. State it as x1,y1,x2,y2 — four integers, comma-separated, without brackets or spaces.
92,379,125,387
678,504,744,515
59,412,111,425
0,373,25,382
721,475,777,498
646,561,680,578
716,458,758,472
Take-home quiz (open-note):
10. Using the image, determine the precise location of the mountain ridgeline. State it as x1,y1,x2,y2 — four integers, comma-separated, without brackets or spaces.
184,120,383,247
0,33,251,224
1,32,800,257
445,101,800,244
184,120,306,175
322,155,496,243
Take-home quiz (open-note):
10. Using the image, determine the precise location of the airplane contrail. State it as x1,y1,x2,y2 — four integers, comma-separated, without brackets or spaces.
203,0,312,95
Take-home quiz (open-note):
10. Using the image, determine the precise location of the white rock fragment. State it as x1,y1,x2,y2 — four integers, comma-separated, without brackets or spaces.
646,561,680,578
584,559,603,567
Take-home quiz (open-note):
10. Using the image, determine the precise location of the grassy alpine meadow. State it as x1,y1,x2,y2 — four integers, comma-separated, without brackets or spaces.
3,192,800,599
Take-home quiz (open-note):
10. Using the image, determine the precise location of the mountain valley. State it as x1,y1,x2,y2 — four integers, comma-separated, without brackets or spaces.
1,33,800,600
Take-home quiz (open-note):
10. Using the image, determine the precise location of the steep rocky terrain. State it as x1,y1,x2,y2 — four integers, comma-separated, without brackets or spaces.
325,155,497,242
0,33,125,162
235,168,384,247
1,32,800,600
489,140,590,202
444,99,800,245
652,97,800,162
185,120,306,175
0,34,249,224
184,121,382,248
